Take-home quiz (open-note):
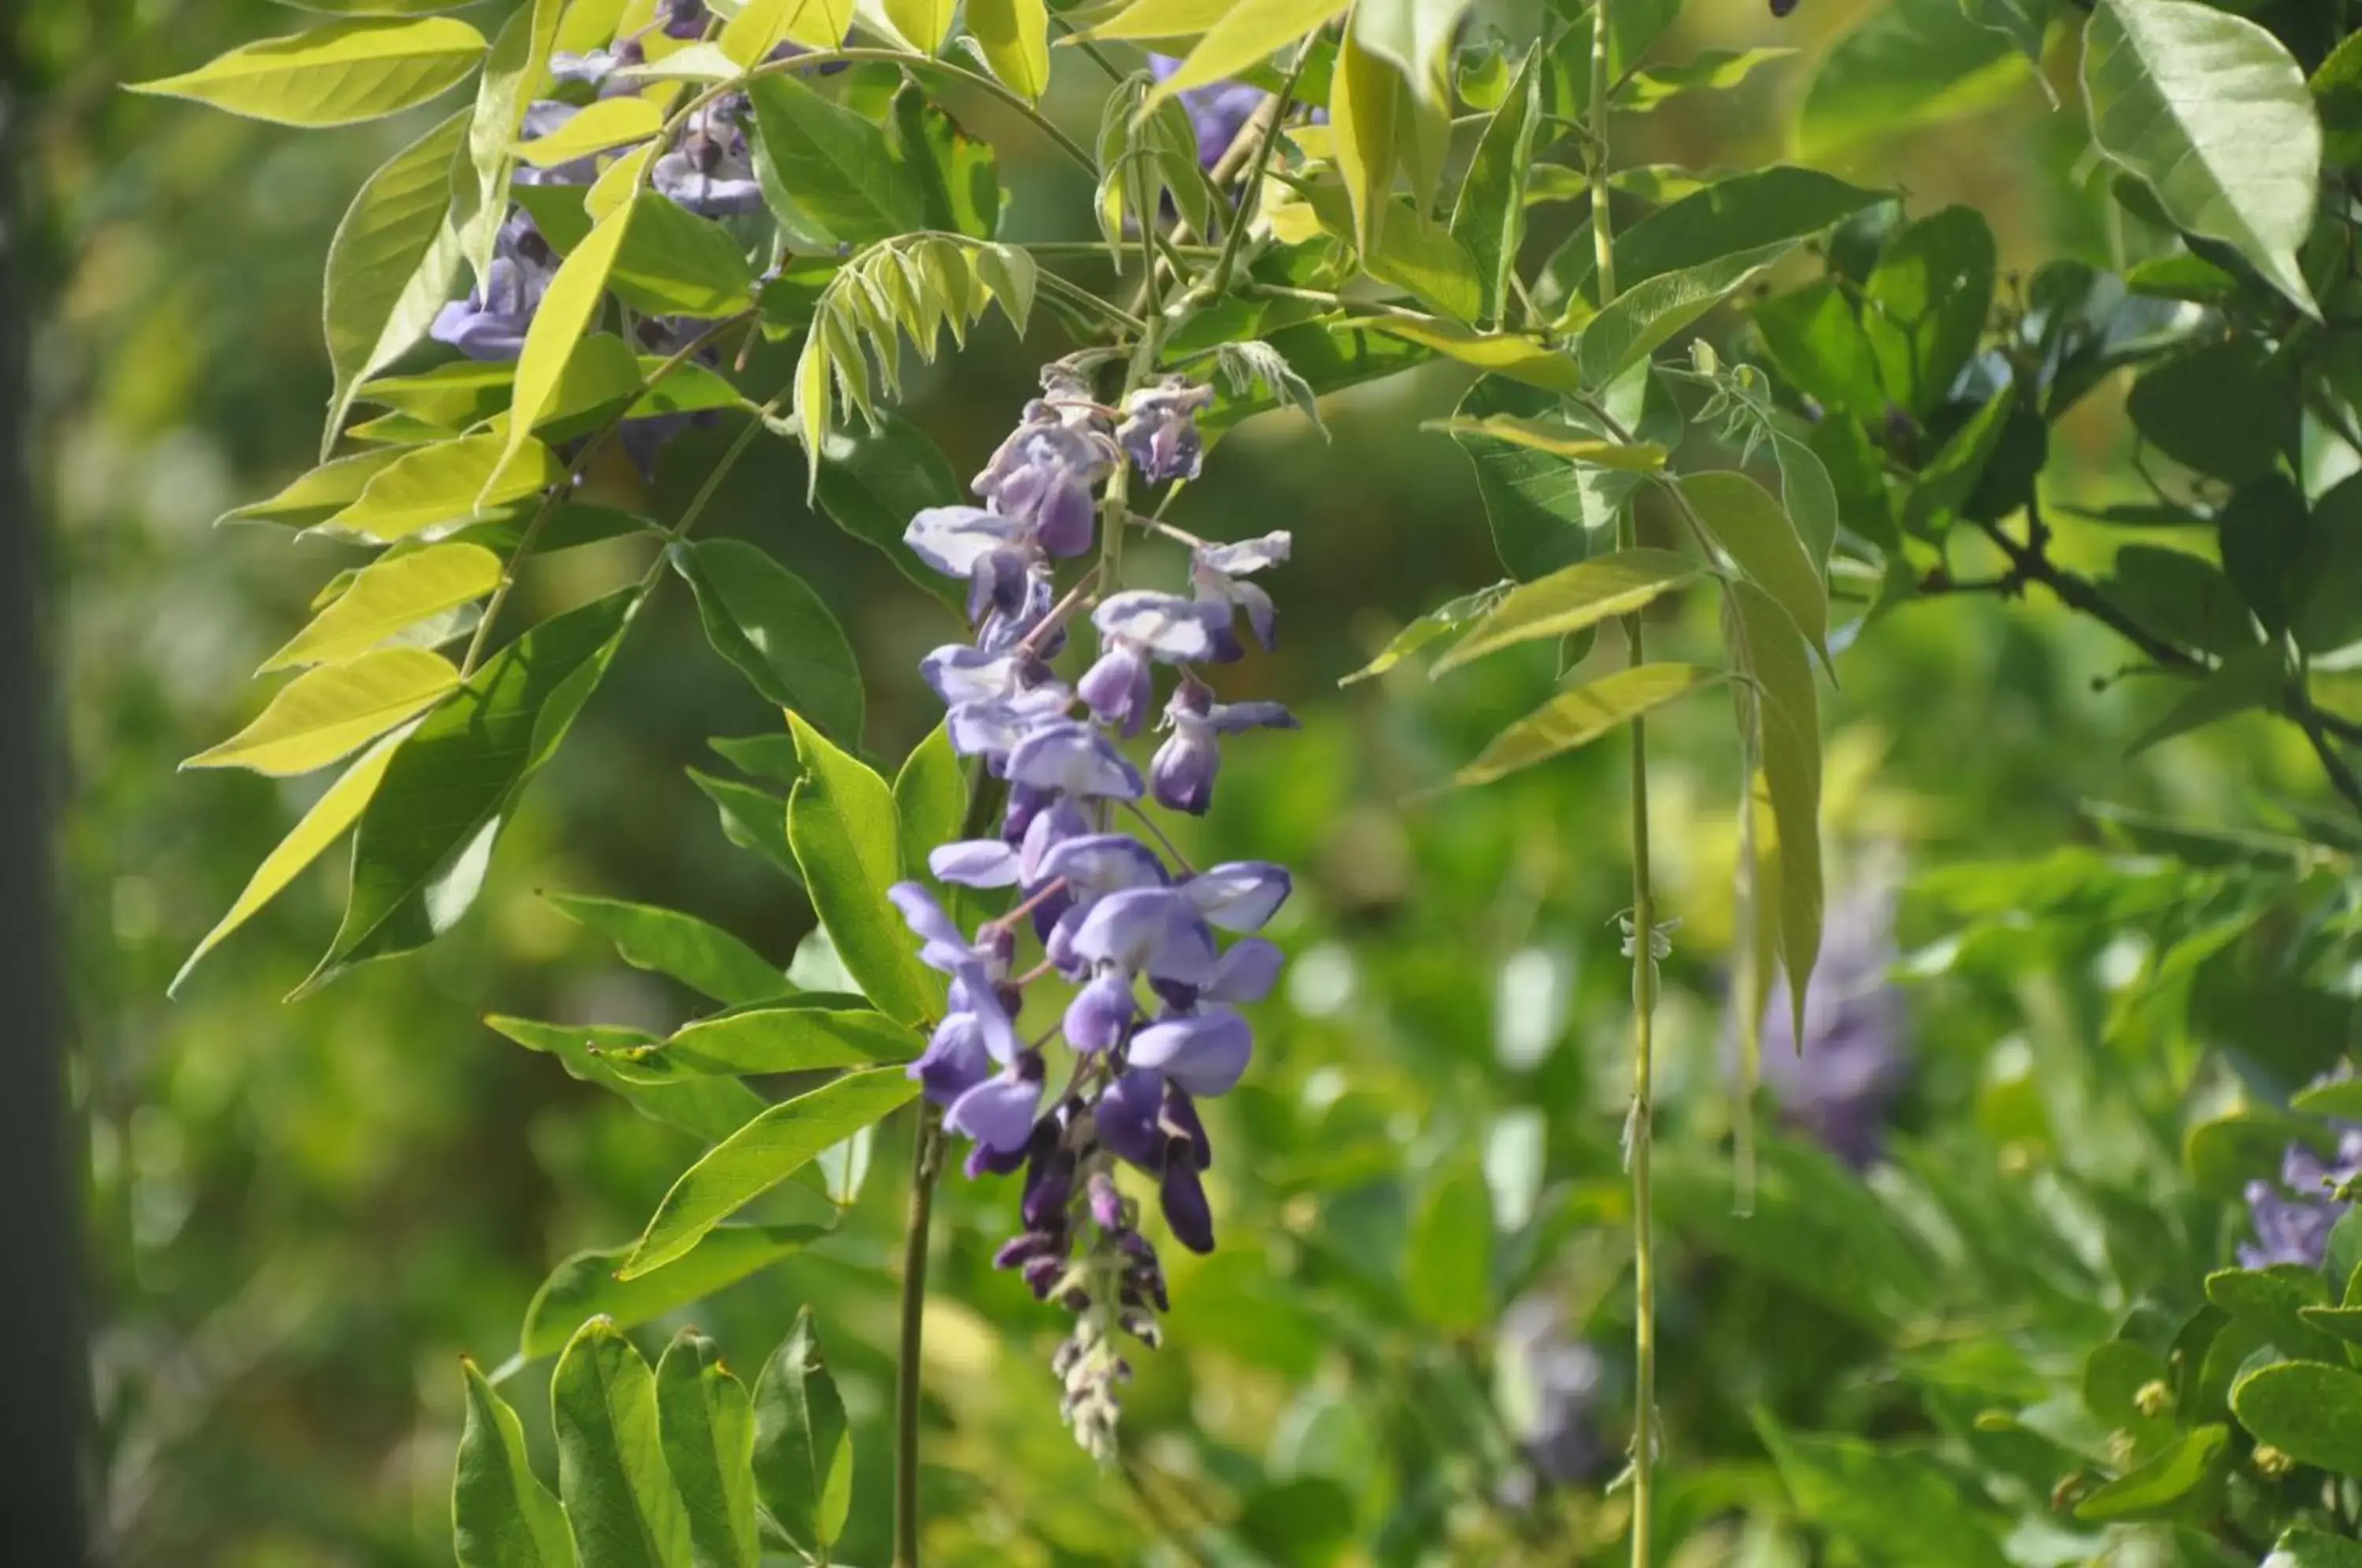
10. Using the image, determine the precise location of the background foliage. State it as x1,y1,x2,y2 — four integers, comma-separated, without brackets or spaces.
28,0,2362,1563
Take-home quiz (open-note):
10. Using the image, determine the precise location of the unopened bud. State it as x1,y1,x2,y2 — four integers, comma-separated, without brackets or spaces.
2132,1380,2172,1420
2253,1443,2296,1480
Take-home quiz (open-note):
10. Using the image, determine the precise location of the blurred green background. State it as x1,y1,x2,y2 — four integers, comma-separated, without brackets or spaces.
28,1,2348,1564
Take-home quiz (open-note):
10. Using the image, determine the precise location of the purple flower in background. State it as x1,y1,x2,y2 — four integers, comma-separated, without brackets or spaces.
1497,1293,1613,1500
2241,1105,2362,1271
894,355,1294,1459
430,211,557,361
1148,54,1269,172
1745,879,1907,1168
659,0,710,40
653,102,765,217
513,101,603,187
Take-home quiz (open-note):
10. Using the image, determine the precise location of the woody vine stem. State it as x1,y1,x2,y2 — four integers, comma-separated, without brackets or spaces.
1589,0,1660,1559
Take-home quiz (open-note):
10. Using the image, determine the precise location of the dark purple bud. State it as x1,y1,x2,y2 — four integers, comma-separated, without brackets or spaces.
661,0,710,39
966,1139,1031,1178
994,1231,1061,1270
1021,1255,1064,1298
1164,1083,1213,1170
1021,1153,1075,1231
1770,0,1798,14
1160,1152,1216,1254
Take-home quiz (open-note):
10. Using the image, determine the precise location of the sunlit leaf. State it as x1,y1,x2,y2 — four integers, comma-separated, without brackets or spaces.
653,1331,758,1568
1338,584,1507,686
880,0,957,51
546,892,785,1006
1148,0,1346,103
620,1067,920,1277
461,0,561,295
629,1005,920,1077
1679,469,1828,657
1421,416,1667,470
1435,549,1703,675
501,201,635,494
550,1318,694,1568
1359,316,1581,394
747,73,927,246
1725,579,1823,1045
455,1361,575,1568
263,544,501,671
517,96,663,167
2085,0,2319,316
786,712,938,1025
1449,664,1719,789
317,433,563,543
129,17,487,125
1616,46,1795,112
1578,239,1797,385
185,648,457,778
968,0,1051,101
1330,26,1402,253
751,1307,853,1558
720,0,854,63
321,109,467,456
1796,0,2025,161
1447,43,1540,327
893,723,968,882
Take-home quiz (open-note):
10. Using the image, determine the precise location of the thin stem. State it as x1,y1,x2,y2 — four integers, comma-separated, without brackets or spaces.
891,1104,945,1568
460,309,753,677
1204,44,1311,301
1593,0,1651,1557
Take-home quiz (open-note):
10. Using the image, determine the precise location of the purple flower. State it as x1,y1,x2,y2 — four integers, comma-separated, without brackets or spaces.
1094,591,1223,664
1149,684,1298,815
1183,862,1292,931
1192,531,1290,651
1064,971,1137,1053
2242,1126,2362,1270
660,0,710,40
430,211,555,361
1128,1008,1252,1097
1148,54,1269,172
948,1054,1047,1152
1747,880,1906,1167
1071,888,1218,988
653,103,765,216
1007,721,1145,802
972,417,1111,560
1078,642,1154,736
1117,379,1216,484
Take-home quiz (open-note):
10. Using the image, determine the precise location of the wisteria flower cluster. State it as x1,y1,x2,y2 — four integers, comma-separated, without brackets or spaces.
891,361,1294,1457
1751,880,1908,1168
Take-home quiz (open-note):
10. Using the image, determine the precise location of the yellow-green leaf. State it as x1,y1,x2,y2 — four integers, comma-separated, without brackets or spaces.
1725,579,1823,1041
320,433,563,542
322,109,468,458
784,712,938,1025
1421,415,1668,470
185,648,459,778
1360,316,1583,393
1146,0,1346,104
1331,25,1402,253
169,730,405,994
968,0,1052,102
1451,664,1720,789
1434,548,1704,675
620,1067,920,1278
1081,0,1234,44
722,0,855,65
128,17,487,126
1350,0,1468,113
516,94,663,166
217,449,406,529
1678,469,1828,658
500,202,634,495
262,543,502,671
880,0,957,51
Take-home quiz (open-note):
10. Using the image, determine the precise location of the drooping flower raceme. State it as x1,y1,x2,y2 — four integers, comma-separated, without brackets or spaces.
895,361,1293,1459
1742,878,1908,1168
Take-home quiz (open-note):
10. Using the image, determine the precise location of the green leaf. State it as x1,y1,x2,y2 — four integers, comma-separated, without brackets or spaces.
1613,166,1886,295
1330,26,1403,254
1339,584,1507,685
653,1331,758,1568
185,648,458,777
709,735,805,788
2075,1423,2228,1522
2107,544,2257,659
1446,378,1606,579
2233,1360,2362,1475
750,1307,853,1557
688,771,802,882
1757,1418,2012,1568
1750,281,1887,420
2315,31,2362,168
2296,1079,2362,1121
546,893,784,1006
518,97,663,168
1423,416,1665,470
2084,0,2322,317
1860,205,1996,418
1364,207,1485,324
718,0,853,63
889,84,1000,240
1201,319,1433,435
1361,316,1580,394
322,109,467,456
893,724,968,882
2207,1264,2345,1364
1727,579,1823,1045
609,197,757,319
1405,1164,1493,1332
1449,663,1719,790
1146,0,1346,104
307,592,634,988
513,1226,828,1370
673,540,863,743
219,449,408,529
1901,384,2017,538
1435,549,1702,675
746,74,927,246
456,1360,576,1568
632,1006,920,1077
2127,649,2281,756
2271,1528,2362,1568
1448,43,1540,327
128,17,487,125
784,713,936,1025
881,0,957,52
263,543,501,671
1579,240,1797,385
486,1018,765,1145
461,0,562,296
550,1318,694,1568
502,202,635,493
620,1067,919,1278
172,733,403,994
1351,0,1469,111
1679,470,1828,658
1617,46,1797,112
1796,0,2025,161
317,433,564,543
968,0,1050,101
2127,342,2296,484
1961,0,2054,72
